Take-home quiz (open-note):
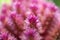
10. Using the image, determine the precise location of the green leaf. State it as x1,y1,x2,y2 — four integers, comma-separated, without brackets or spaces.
53,0,60,7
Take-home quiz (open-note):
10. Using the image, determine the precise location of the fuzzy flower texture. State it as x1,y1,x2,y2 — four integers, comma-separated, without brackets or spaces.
0,0,60,40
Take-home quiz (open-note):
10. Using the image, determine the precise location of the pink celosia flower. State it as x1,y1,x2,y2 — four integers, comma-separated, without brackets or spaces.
0,0,60,40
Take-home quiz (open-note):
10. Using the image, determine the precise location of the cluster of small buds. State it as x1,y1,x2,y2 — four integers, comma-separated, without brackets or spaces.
0,0,60,40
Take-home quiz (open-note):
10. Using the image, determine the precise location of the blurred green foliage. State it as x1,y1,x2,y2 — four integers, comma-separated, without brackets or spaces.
0,0,11,8
53,0,60,7
0,0,11,5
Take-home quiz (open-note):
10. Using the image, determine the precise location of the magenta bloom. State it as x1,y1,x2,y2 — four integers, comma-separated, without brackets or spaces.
0,0,60,40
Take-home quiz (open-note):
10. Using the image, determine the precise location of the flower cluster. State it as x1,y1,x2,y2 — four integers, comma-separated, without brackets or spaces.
0,0,60,40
